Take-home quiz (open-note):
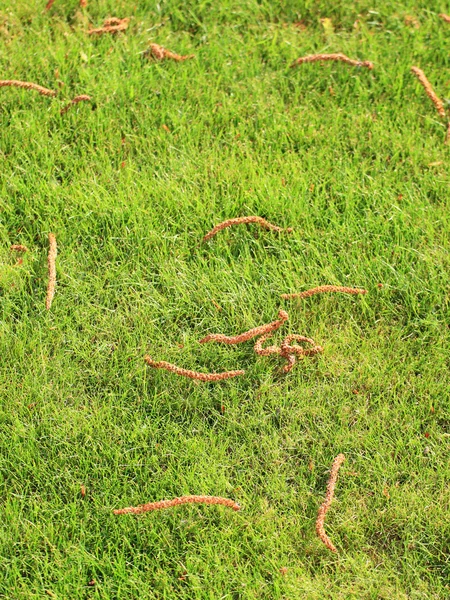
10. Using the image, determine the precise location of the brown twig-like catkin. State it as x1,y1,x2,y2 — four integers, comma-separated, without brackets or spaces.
88,18,129,35
439,13,450,23
45,0,56,9
144,356,244,381
114,495,241,515
60,94,91,115
0,80,56,97
446,122,450,145
253,331,282,356
281,286,367,300
145,43,195,62
281,334,323,357
203,216,293,242
316,453,345,553
291,53,373,70
199,310,289,345
410,67,446,119
45,233,57,310
10,244,29,252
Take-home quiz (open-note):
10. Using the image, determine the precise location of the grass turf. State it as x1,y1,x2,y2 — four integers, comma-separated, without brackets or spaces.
0,0,449,597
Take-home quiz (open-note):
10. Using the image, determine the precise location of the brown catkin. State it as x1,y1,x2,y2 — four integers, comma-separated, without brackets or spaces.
0,80,56,97
144,356,244,381
60,94,91,115
253,331,282,356
45,0,56,9
45,233,57,311
316,453,345,553
199,310,289,345
281,286,367,300
291,53,373,70
439,13,450,23
446,122,450,145
88,18,129,35
145,43,195,62
410,67,446,119
281,334,323,357
203,216,293,242
10,244,29,252
114,495,241,515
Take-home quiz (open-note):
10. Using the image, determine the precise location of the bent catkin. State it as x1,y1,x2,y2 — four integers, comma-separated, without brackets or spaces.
439,13,450,23
46,233,57,310
291,53,373,70
60,94,91,115
88,17,129,35
281,286,367,300
144,356,244,381
114,495,241,515
145,43,195,62
253,331,282,356
0,80,56,97
10,244,29,252
200,310,289,345
203,216,293,242
316,453,345,553
410,67,446,119
281,334,323,357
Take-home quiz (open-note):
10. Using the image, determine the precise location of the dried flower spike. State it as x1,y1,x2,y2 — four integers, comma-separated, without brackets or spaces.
114,495,241,514
316,453,345,552
281,334,323,357
410,67,446,119
439,13,450,23
88,17,129,35
144,356,244,381
291,53,373,70
60,94,91,115
281,286,367,300
0,80,56,98
45,0,56,9
145,43,195,62
10,244,29,252
253,331,282,356
45,233,57,310
200,309,288,345
203,216,293,242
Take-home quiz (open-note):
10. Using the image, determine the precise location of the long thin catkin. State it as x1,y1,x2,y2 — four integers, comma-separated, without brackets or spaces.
316,453,345,553
291,53,373,70
45,233,57,310
410,67,446,119
88,18,129,35
114,495,241,515
144,356,244,381
10,244,29,252
60,94,91,115
0,80,56,97
145,43,195,62
199,310,288,345
281,286,367,300
203,216,293,242
439,13,450,23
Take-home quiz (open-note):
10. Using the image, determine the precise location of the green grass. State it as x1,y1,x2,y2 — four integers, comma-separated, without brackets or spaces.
0,0,449,597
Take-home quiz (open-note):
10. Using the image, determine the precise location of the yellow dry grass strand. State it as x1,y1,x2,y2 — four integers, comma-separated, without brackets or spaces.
10,244,29,252
146,43,195,62
316,453,345,553
144,356,244,381
203,216,293,242
281,286,367,300
45,233,57,311
199,309,289,345
0,80,56,97
410,67,446,119
60,94,91,115
113,494,241,515
291,53,373,70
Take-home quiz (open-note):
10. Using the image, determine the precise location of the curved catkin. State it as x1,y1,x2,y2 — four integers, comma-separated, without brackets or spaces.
114,495,241,515
45,233,57,311
202,216,293,242
316,454,345,553
60,94,91,115
144,356,244,381
0,80,56,97
10,244,29,252
88,17,129,35
439,13,450,23
281,334,323,357
253,331,282,356
410,67,446,119
290,53,373,70
281,286,367,300
200,310,289,345
145,43,195,62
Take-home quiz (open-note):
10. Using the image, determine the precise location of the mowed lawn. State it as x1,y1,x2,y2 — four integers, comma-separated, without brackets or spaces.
0,0,449,598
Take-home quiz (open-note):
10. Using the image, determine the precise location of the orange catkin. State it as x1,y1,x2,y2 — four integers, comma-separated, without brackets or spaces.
199,310,289,345
446,122,450,145
291,53,373,70
410,67,446,119
60,94,91,115
45,233,57,310
281,286,367,300
114,495,241,515
316,453,345,553
10,244,29,252
145,43,195,62
88,17,129,35
144,356,244,381
203,216,293,242
439,13,450,23
0,80,56,97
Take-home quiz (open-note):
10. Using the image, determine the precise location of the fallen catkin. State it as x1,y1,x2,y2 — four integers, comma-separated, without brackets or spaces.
60,94,91,115
439,13,450,23
253,331,282,357
446,122,450,145
145,43,195,62
45,233,57,310
114,495,241,515
0,80,56,97
316,453,345,553
281,334,323,357
10,244,29,252
203,216,293,242
199,310,289,345
291,53,373,70
281,286,367,300
88,17,129,35
144,356,244,381
410,67,446,119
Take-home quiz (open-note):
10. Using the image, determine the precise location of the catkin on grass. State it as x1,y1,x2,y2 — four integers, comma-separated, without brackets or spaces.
439,13,450,23
144,356,244,381
281,286,367,300
10,244,29,252
88,18,129,35
291,53,373,70
410,67,446,119
45,233,57,311
145,43,195,62
114,495,241,515
199,310,289,345
0,80,56,97
446,122,450,145
60,94,91,115
203,216,293,242
316,453,345,553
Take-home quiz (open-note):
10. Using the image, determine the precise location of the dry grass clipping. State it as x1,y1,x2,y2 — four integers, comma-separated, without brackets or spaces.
281,286,367,300
0,80,56,97
203,216,293,242
45,233,57,310
200,310,289,345
144,43,195,62
10,244,29,252
60,94,91,115
316,453,345,553
114,495,240,514
410,67,446,119
291,53,373,70
88,17,129,35
144,356,244,381
439,13,450,23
